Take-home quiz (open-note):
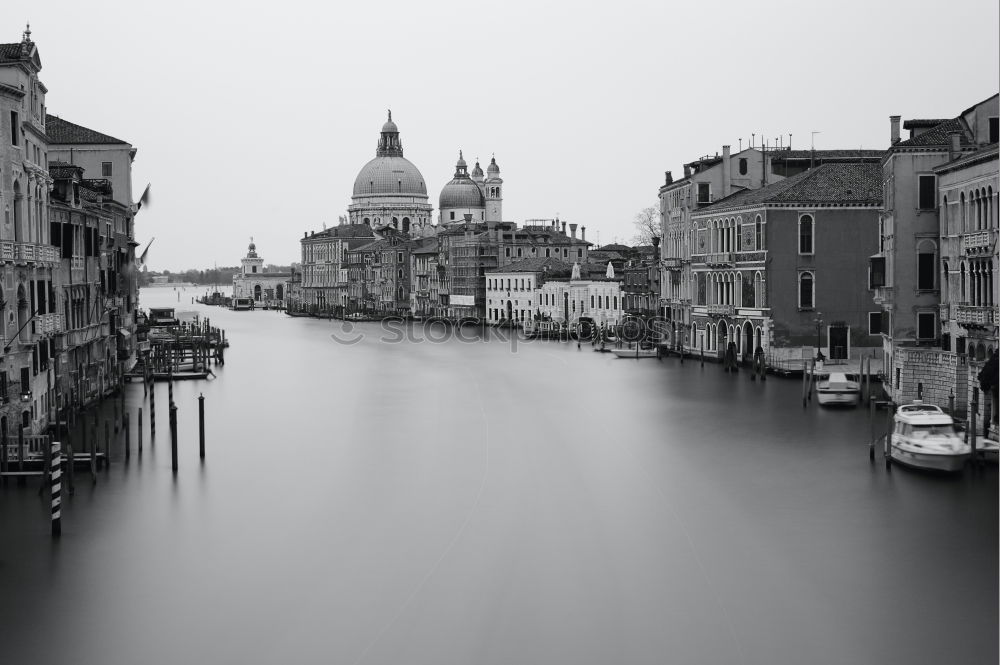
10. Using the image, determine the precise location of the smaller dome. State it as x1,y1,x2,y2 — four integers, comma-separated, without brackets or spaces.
487,156,500,174
471,160,484,179
456,150,467,169
440,178,485,209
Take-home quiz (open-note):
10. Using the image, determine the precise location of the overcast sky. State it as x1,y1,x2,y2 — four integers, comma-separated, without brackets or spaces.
20,0,1000,270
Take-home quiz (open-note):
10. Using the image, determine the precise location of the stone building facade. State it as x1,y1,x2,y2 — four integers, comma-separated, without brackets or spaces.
232,240,290,307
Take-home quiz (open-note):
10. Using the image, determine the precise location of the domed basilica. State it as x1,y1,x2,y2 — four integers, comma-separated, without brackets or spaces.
347,111,503,234
347,111,433,234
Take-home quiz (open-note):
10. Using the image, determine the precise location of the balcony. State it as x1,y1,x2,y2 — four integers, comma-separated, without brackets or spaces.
661,257,685,269
956,305,998,326
707,303,735,317
962,230,996,254
873,286,894,306
734,250,766,263
1,241,60,266
705,252,734,267
37,313,65,335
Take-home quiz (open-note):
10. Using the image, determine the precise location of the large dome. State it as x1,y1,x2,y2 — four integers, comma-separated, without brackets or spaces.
440,178,485,209
353,156,427,198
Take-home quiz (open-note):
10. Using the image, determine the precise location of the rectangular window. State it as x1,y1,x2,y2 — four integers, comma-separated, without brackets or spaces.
9,111,18,145
917,312,935,340
697,183,710,204
868,312,883,335
989,117,998,144
868,256,885,289
917,252,935,290
917,175,936,209
102,162,113,177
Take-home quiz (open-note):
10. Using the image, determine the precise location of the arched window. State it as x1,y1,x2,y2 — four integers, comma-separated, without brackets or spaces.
960,192,967,232
798,271,814,309
739,158,748,175
799,215,814,254
755,215,763,250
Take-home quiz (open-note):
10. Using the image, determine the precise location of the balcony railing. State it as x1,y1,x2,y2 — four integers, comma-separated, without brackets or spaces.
873,286,894,306
956,305,998,326
962,230,996,253
705,252,735,266
734,250,766,263
1,242,61,265
661,257,685,269
38,313,65,335
707,303,735,316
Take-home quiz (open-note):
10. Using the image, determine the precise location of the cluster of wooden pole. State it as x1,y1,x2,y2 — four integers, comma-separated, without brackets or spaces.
18,369,210,537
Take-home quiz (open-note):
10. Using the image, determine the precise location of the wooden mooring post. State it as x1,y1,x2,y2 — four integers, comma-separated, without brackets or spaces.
885,401,894,470
104,420,110,471
17,426,25,485
138,408,143,451
150,382,157,435
198,394,205,461
170,404,178,474
124,412,131,462
970,388,979,469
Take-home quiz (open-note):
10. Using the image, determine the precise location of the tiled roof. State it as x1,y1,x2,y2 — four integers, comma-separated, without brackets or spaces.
773,149,886,161
307,224,374,239
411,238,440,255
893,118,971,149
595,243,632,252
488,257,572,274
935,143,999,173
45,114,129,145
698,162,883,211
903,119,950,129
0,42,26,61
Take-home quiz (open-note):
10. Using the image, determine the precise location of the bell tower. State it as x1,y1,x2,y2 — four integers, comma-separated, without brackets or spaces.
242,238,264,275
485,155,503,222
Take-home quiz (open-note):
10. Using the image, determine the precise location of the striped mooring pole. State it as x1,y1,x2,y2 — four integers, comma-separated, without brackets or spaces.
51,441,62,537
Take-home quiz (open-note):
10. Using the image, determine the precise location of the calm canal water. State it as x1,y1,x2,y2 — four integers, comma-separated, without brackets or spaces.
0,287,996,665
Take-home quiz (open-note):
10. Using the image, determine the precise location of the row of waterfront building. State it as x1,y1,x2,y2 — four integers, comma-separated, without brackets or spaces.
0,28,139,439
238,100,997,436
657,97,998,435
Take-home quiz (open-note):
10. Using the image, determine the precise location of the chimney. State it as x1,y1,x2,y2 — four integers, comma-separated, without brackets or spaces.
665,170,673,185
683,164,692,178
722,145,731,197
581,226,586,242
890,115,901,145
651,235,660,262
570,223,577,239
949,130,962,161
561,221,567,235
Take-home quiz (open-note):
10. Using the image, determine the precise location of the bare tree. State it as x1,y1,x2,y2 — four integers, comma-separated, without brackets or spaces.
632,206,661,246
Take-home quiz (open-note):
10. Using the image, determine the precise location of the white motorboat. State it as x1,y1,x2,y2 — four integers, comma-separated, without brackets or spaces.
817,372,860,406
887,401,970,472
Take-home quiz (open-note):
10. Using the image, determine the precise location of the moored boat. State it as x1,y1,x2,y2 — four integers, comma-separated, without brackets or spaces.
887,401,970,472
817,372,860,406
611,347,659,359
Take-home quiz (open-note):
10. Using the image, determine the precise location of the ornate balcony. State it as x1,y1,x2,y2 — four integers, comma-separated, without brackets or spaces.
734,250,766,263
661,257,685,269
962,230,996,254
38,313,65,335
956,305,998,326
1,242,60,266
707,303,735,317
705,252,734,267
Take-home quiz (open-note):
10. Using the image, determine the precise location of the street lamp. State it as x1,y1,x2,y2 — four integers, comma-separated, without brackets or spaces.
814,311,825,361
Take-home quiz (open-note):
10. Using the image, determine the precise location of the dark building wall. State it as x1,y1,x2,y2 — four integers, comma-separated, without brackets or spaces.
767,207,882,352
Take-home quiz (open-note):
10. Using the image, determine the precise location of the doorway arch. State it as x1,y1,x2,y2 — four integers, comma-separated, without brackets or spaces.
253,284,262,301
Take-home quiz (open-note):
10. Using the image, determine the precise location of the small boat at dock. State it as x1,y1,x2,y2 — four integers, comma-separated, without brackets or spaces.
887,401,971,472
817,372,860,406
611,346,659,359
